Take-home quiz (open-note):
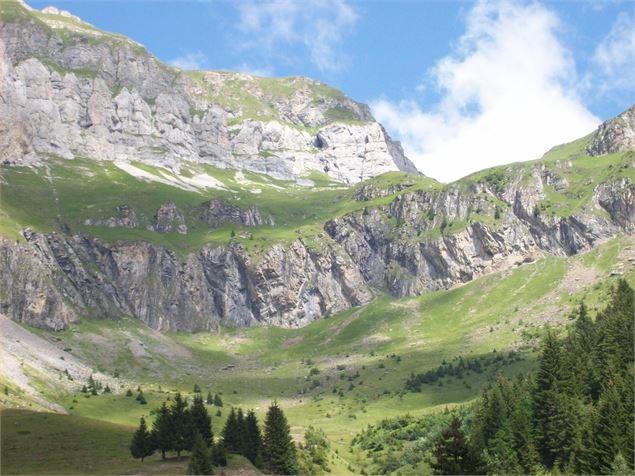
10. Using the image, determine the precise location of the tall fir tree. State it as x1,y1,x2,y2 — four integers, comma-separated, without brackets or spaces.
187,432,213,475
236,408,247,455
152,402,173,460
190,394,213,446
431,416,476,475
244,410,264,468
130,417,155,463
171,392,192,458
263,402,298,475
533,328,566,468
222,407,242,452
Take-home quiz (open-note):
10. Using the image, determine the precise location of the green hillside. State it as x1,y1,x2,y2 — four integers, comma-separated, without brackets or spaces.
3,235,632,474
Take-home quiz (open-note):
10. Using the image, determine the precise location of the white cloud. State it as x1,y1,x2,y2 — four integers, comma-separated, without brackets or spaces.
169,51,209,70
235,0,357,73
592,12,635,95
372,0,599,183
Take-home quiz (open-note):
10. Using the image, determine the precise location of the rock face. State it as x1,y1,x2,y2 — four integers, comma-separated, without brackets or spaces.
0,1,417,182
83,205,138,229
151,202,187,234
0,230,373,331
1,1,634,333
194,200,274,228
587,105,635,156
2,163,633,332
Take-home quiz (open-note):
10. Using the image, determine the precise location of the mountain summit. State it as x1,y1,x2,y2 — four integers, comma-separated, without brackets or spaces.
0,0,416,183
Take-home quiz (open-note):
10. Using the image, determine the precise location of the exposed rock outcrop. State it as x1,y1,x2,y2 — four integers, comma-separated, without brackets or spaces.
0,1,417,182
0,231,372,331
83,204,138,229
194,200,274,228
1,168,633,332
587,105,635,156
151,202,187,234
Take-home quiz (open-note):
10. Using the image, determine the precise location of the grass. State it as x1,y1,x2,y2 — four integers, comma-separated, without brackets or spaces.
8,235,631,473
0,409,260,475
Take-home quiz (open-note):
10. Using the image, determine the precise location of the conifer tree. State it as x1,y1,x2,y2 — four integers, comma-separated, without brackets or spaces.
152,401,174,460
236,408,247,454
593,374,626,473
171,392,192,458
211,440,228,467
130,417,155,463
244,409,264,468
213,394,223,407
262,402,298,475
187,432,213,475
533,328,565,468
431,416,475,475
222,407,241,452
190,394,213,446
206,391,213,405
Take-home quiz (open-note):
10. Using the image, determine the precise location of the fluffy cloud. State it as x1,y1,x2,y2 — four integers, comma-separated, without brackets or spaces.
592,12,635,95
169,51,208,70
372,1,599,183
235,0,357,73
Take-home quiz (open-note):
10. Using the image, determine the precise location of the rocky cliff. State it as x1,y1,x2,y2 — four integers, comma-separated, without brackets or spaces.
1,1,633,332
0,0,416,183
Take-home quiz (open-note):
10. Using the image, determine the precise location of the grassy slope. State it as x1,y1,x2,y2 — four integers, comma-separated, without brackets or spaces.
1,136,631,257
4,236,632,474
0,409,259,476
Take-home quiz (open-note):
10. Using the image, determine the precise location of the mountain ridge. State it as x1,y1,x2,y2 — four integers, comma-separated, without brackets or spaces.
0,0,417,183
0,0,633,332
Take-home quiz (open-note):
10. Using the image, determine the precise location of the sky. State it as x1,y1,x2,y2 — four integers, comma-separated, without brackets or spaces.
29,0,635,182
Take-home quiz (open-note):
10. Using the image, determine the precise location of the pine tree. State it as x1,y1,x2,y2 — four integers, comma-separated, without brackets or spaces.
206,391,213,405
213,394,223,407
130,417,155,463
431,416,475,475
244,410,264,468
193,383,201,394
593,375,626,473
186,432,213,475
152,402,174,460
171,392,192,459
222,407,241,452
533,328,565,468
190,394,213,446
236,408,247,454
211,440,228,467
262,402,298,475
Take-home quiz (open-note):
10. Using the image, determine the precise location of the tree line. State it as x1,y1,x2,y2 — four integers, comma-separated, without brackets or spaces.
431,279,634,475
130,393,298,475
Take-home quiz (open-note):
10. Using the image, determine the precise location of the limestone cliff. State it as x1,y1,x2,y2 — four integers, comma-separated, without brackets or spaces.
0,0,416,183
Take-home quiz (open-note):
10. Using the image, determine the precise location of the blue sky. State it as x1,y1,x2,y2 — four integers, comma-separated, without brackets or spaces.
29,0,635,181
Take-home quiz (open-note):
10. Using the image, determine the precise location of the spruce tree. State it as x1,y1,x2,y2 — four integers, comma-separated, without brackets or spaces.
171,392,192,458
130,417,155,463
222,407,241,452
187,432,213,475
236,408,247,454
244,410,264,468
533,328,565,468
190,394,213,446
431,416,475,475
206,391,213,405
211,440,228,467
152,402,174,460
214,394,223,407
262,402,298,475
593,374,626,473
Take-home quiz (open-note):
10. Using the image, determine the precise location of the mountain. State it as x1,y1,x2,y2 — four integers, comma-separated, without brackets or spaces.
0,0,634,334
0,0,416,183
